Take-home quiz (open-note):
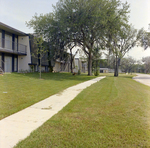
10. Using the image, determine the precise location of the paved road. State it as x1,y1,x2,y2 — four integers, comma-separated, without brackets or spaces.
133,73,150,87
0,76,105,148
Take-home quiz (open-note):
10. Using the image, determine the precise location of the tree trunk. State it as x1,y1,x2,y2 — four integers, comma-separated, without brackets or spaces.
70,52,73,73
49,60,53,72
40,56,42,79
114,57,118,77
88,52,92,76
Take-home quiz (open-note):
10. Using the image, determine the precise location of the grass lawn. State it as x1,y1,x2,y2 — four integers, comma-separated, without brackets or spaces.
14,74,150,148
0,72,96,120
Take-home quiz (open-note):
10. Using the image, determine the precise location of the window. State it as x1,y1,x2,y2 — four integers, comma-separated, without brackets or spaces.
0,31,2,47
14,36,18,51
5,33,12,49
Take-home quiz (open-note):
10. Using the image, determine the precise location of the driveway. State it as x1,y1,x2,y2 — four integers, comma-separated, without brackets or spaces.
133,73,150,87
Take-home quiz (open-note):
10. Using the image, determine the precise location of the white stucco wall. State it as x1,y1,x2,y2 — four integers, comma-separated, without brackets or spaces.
64,63,70,72
74,58,82,73
53,62,60,72
18,36,31,72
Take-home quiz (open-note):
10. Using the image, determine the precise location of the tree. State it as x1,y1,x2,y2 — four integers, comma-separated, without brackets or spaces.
131,60,145,73
142,56,150,73
31,35,48,79
26,13,69,72
70,48,79,73
92,45,102,76
120,56,136,73
106,25,142,76
64,43,80,73
104,54,115,69
53,0,131,75
27,0,131,76
141,25,150,49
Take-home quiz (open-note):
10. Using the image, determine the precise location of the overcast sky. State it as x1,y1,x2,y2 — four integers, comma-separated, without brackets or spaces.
0,0,150,60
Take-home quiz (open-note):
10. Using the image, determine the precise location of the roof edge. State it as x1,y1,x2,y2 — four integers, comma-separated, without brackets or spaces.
0,22,27,36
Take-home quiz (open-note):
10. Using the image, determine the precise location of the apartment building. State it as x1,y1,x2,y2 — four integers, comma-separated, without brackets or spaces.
0,22,85,73
0,22,31,72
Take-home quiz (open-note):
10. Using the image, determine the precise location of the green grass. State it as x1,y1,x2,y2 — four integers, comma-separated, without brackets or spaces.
14,74,150,148
0,72,96,120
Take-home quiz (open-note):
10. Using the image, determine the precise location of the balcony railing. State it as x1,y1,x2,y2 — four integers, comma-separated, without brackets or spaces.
0,38,27,55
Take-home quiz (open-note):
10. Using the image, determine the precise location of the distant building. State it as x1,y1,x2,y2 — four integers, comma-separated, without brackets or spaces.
100,68,108,73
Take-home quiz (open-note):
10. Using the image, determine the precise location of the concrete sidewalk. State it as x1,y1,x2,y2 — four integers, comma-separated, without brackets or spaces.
133,73,150,87
0,76,105,148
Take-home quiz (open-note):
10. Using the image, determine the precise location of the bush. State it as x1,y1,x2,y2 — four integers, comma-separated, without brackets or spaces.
78,69,81,75
94,69,99,76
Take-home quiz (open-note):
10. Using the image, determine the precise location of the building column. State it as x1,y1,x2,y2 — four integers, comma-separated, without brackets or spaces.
12,54,14,72
2,53,4,71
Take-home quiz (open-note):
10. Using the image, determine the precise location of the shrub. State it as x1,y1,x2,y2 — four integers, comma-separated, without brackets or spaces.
94,69,99,76
78,69,81,75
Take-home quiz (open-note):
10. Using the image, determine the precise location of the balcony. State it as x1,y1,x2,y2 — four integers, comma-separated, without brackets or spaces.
0,38,27,55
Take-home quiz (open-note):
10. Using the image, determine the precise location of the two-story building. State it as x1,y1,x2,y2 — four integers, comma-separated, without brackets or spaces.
0,22,87,74
0,22,31,73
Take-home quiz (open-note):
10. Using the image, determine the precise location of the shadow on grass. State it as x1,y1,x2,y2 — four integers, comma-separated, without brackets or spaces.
101,73,135,79
11,72,97,82
9,72,135,82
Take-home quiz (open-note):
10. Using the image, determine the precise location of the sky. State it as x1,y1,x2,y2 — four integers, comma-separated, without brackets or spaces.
0,0,150,60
